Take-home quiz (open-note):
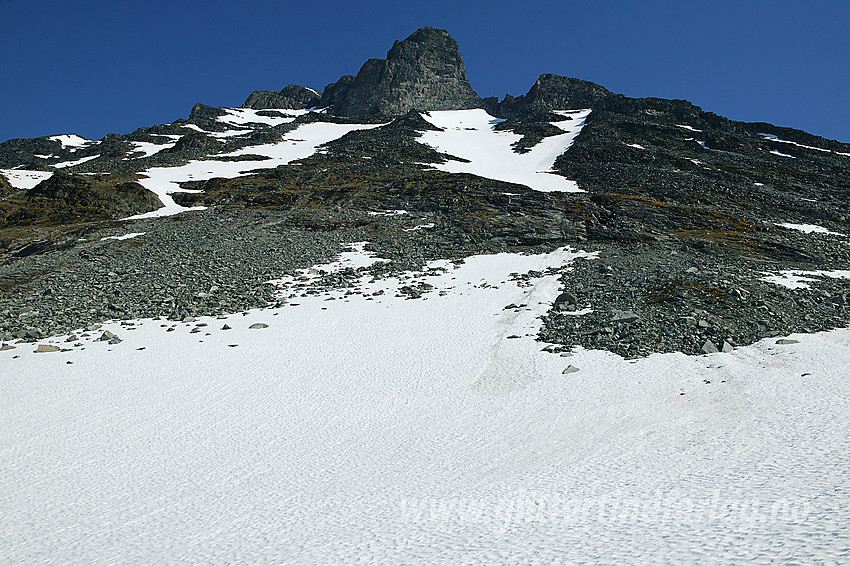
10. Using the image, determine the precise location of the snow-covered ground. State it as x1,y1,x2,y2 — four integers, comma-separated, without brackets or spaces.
770,149,796,159
216,107,311,127
776,222,846,236
48,134,91,149
761,269,850,290
99,232,146,242
127,141,177,158
53,154,100,169
128,121,384,219
1,245,848,564
420,109,589,192
0,169,53,190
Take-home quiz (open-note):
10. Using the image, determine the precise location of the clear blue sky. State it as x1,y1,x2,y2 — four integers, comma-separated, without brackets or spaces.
1,0,848,142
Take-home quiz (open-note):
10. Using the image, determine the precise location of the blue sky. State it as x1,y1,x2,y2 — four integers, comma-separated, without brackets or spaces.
1,0,848,142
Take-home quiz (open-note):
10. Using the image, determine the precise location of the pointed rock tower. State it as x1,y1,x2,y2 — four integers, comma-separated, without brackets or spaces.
320,27,482,116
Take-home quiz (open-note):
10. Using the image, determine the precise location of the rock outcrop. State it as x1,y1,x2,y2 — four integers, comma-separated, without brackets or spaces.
188,103,227,122
319,27,482,116
496,74,616,117
5,172,162,226
242,84,321,110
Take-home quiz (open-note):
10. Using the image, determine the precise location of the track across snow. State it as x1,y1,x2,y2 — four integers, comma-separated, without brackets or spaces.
1,246,848,564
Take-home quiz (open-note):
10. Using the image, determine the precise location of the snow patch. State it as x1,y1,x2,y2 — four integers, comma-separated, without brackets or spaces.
53,154,100,168
100,232,146,242
127,141,176,158
419,108,589,193
776,223,846,236
0,169,52,189
217,107,311,127
403,223,435,232
760,133,832,153
761,269,850,289
48,134,90,148
770,149,795,158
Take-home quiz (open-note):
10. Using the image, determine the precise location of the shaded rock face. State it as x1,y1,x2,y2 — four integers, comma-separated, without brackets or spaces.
320,75,356,108
496,74,616,117
167,132,221,154
188,103,227,122
0,136,64,168
241,84,321,110
5,173,161,225
320,27,482,116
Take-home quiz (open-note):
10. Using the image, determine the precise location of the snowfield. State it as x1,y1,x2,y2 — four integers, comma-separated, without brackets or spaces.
420,109,588,192
1,245,848,564
0,169,53,190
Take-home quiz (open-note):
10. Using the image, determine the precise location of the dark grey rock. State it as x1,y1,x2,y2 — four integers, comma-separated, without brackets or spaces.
7,172,162,224
496,74,615,117
611,310,640,324
97,330,116,341
188,103,227,121
555,291,578,306
242,85,321,110
701,339,719,354
320,27,482,116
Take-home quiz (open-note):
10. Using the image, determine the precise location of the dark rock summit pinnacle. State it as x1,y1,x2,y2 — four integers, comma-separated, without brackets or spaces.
319,26,483,116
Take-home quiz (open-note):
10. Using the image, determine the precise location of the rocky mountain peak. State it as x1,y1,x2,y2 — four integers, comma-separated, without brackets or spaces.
319,26,482,116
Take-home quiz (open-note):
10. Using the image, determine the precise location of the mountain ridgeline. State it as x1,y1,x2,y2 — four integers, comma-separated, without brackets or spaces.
1,26,850,358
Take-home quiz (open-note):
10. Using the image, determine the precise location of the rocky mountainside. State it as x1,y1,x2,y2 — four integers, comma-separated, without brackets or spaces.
1,27,849,357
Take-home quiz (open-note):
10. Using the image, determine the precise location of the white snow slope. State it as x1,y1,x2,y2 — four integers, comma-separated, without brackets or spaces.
1,245,848,564
420,109,588,192
0,169,53,190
